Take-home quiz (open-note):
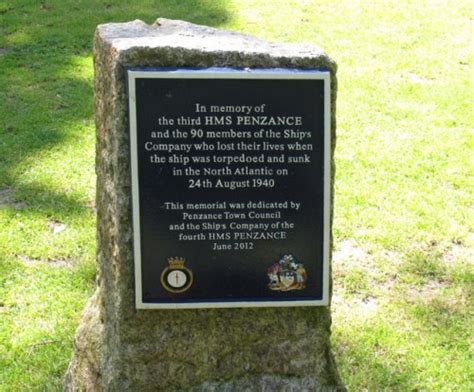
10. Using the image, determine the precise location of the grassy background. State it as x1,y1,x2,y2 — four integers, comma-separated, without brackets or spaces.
0,0,472,390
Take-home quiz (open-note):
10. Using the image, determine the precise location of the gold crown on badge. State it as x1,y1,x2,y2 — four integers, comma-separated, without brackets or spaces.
167,257,186,269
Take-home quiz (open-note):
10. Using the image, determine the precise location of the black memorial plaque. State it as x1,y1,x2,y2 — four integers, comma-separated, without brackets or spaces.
128,68,331,309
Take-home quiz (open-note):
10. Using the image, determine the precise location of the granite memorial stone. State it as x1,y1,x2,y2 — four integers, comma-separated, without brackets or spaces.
64,18,343,391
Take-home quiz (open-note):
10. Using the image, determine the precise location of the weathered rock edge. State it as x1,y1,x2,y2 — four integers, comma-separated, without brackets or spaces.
64,18,344,391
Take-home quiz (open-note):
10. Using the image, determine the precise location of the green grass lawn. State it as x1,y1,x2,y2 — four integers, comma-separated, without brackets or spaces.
1,0,472,390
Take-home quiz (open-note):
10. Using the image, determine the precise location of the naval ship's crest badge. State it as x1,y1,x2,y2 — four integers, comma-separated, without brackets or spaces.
160,257,193,293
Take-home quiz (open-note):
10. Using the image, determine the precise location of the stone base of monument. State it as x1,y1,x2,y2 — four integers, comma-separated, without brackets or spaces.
64,18,344,391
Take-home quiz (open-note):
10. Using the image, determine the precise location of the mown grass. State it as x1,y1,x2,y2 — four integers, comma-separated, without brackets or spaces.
1,0,472,390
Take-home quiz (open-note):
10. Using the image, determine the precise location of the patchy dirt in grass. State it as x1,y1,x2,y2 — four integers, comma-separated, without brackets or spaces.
17,255,72,268
407,72,433,84
0,187,26,210
333,240,400,293
47,219,67,235
333,240,371,280
442,242,474,265
85,199,97,215
333,294,379,319
333,240,370,265
332,238,474,323
405,280,450,301
332,240,387,318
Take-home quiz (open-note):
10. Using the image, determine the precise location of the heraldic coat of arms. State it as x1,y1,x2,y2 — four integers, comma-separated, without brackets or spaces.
267,254,307,291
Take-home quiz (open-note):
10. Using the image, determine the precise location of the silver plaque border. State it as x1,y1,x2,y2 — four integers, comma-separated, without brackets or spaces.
128,69,331,309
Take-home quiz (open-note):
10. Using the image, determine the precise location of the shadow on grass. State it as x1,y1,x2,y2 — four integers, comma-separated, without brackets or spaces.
0,0,232,210
12,182,93,218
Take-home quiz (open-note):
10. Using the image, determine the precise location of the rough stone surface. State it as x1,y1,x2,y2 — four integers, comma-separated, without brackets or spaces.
64,18,343,391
